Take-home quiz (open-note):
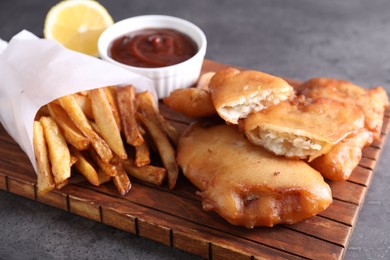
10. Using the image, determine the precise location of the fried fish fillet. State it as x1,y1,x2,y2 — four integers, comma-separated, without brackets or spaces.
309,128,373,181
163,71,217,118
163,88,216,118
209,68,294,124
177,123,332,228
297,78,389,140
242,97,365,161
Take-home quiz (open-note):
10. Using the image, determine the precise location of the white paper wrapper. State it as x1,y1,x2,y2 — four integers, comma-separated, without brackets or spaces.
0,30,156,172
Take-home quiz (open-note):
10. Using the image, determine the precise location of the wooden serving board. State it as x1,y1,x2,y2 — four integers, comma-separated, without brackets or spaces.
0,60,389,259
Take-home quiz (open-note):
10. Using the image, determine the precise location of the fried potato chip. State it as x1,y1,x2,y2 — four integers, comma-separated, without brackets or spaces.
96,168,112,185
103,86,121,131
40,116,71,185
89,148,118,177
33,120,55,195
137,91,179,145
134,141,151,167
138,112,178,189
111,160,131,195
73,93,94,120
47,103,90,150
116,86,144,146
70,146,99,186
58,94,113,163
123,159,166,186
90,88,127,160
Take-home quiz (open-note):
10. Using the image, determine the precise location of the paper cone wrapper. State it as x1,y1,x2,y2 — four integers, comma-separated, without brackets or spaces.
0,30,156,171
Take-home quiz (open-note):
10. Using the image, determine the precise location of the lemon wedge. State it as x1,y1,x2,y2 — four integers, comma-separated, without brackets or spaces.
44,0,114,56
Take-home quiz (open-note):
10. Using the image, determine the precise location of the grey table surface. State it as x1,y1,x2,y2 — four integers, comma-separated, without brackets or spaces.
1,0,390,259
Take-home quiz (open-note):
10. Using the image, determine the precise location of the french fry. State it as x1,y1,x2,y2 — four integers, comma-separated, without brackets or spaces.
89,120,101,136
73,93,94,119
135,141,151,167
33,120,55,195
97,168,112,185
116,86,144,146
47,103,90,150
89,148,118,177
123,159,166,186
137,92,179,145
103,86,121,131
112,161,132,195
39,116,71,186
35,105,50,120
58,94,113,163
137,113,178,189
56,179,68,190
70,146,99,186
90,88,127,160
70,155,77,167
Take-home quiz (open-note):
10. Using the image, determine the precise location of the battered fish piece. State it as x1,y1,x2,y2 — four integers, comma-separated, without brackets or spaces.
163,88,216,118
310,129,373,181
243,97,365,161
209,68,294,124
177,123,332,228
163,72,217,118
297,78,389,140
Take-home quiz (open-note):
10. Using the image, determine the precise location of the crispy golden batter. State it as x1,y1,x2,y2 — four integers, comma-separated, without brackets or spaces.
242,97,365,161
310,129,373,181
209,68,294,124
163,88,216,118
297,78,389,140
177,123,332,228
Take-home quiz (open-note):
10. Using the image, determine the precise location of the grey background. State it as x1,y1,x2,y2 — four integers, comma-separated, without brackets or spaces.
1,0,390,259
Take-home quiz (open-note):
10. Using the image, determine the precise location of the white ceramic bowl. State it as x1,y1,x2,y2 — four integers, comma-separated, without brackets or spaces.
98,15,207,98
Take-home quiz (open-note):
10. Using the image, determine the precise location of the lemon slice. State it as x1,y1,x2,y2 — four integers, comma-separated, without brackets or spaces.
44,0,114,56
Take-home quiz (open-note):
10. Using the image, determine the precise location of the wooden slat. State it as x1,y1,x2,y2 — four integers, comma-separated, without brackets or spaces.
362,146,381,160
359,157,376,170
68,194,101,222
7,177,35,200
138,218,172,246
328,181,366,205
211,244,251,260
173,231,210,259
348,166,373,187
372,134,386,148
319,199,359,226
36,189,68,211
101,208,136,234
286,216,351,246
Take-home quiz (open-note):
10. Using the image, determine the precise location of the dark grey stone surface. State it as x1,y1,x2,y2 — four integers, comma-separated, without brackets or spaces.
1,0,389,259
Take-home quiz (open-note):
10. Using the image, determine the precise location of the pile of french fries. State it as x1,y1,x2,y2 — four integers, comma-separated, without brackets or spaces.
33,86,179,196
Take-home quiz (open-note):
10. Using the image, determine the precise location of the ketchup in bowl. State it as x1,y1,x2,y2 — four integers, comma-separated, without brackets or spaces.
109,28,198,68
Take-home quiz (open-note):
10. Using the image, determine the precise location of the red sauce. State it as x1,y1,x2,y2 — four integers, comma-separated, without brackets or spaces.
109,28,198,68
